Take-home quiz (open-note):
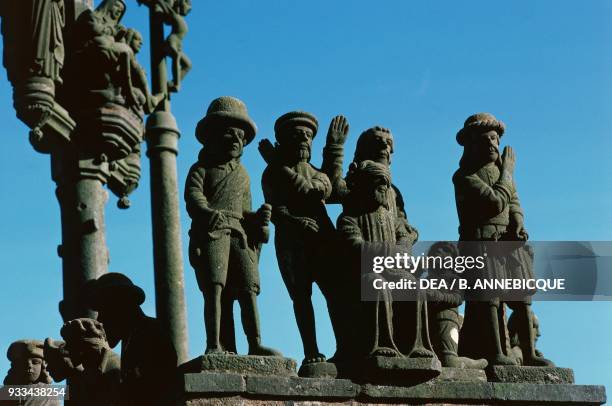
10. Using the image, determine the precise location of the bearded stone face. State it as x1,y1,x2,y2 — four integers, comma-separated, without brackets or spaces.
470,130,500,165
280,125,313,162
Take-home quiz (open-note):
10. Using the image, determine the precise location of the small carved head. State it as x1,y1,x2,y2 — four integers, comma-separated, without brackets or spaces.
4,340,52,385
125,29,143,54
346,160,391,207
274,112,318,162
354,127,394,167
177,0,192,16
456,113,505,167
195,97,257,162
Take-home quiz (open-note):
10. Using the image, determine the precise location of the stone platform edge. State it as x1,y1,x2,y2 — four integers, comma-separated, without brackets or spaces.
181,372,606,405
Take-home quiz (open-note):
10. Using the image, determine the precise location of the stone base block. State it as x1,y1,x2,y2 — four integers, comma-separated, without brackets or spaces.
361,356,442,384
486,365,575,384
436,367,487,382
180,355,297,377
297,361,338,378
181,372,606,405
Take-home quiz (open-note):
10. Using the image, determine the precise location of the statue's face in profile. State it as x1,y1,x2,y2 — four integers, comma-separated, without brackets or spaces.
359,131,393,166
16,357,42,384
282,125,313,160
471,130,500,164
131,33,143,53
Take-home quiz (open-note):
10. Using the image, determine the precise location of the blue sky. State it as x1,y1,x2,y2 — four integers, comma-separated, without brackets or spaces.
1,0,611,394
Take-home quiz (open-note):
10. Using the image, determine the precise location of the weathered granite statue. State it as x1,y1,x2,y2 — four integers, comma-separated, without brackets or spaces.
322,118,419,244
46,318,121,405
258,111,336,376
3,340,59,406
86,272,178,405
453,112,554,367
425,242,488,369
185,96,281,357
336,160,437,381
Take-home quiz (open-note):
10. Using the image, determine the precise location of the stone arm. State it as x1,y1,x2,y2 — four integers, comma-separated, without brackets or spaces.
184,164,216,226
453,171,516,219
241,179,269,245
508,181,526,236
321,142,349,203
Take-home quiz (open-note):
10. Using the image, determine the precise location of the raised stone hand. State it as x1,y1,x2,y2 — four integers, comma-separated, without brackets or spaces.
258,139,278,165
501,146,516,174
326,115,349,145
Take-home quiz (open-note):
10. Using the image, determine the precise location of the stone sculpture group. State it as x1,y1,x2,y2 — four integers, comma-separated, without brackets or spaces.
2,1,600,405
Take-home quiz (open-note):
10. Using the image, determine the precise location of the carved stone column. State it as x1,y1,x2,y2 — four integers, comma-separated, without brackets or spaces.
145,10,188,363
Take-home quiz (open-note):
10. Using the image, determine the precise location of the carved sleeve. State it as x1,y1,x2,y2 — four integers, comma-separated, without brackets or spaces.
261,166,294,227
311,168,333,200
337,215,364,252
184,164,214,223
453,171,515,218
321,143,349,203
509,181,523,218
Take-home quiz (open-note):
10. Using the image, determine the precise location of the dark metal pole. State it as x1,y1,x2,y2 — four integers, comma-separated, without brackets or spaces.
146,8,189,363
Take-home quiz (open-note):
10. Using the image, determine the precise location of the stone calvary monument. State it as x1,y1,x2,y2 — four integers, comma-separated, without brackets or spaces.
0,1,607,405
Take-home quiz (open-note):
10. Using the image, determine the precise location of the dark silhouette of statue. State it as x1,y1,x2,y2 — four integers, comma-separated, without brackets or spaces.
259,111,336,375
337,161,435,364
3,340,59,406
508,311,547,365
453,112,554,367
185,96,280,357
86,272,178,405
46,318,121,406
425,242,487,369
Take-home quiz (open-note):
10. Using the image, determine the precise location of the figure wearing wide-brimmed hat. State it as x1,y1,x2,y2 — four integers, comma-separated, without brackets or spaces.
452,112,554,367
259,111,337,375
85,272,178,404
186,96,280,357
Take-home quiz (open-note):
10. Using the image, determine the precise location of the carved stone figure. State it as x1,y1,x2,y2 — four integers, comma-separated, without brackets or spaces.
136,0,192,92
86,272,178,405
43,319,120,406
322,118,419,244
63,0,149,159
259,111,336,375
337,161,435,369
0,0,69,145
508,311,547,365
425,242,488,369
453,113,554,367
3,340,59,406
185,96,280,357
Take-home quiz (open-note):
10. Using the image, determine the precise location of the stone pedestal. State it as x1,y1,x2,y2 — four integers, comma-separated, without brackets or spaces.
180,365,606,406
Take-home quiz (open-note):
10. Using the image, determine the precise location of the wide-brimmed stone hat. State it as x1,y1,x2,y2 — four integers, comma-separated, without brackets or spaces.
456,112,505,146
87,272,145,310
195,96,257,146
7,340,44,362
274,111,318,142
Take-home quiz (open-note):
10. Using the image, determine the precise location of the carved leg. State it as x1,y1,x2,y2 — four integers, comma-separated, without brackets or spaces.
220,293,237,354
239,292,281,356
204,284,224,355
488,301,517,365
510,303,554,366
293,295,325,363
